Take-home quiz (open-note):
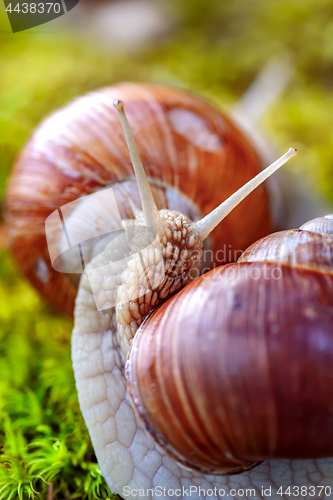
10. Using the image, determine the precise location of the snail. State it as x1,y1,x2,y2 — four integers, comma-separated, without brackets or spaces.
6,82,332,499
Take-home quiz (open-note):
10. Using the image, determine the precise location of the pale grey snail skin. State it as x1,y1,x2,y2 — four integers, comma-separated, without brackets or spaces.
70,104,333,500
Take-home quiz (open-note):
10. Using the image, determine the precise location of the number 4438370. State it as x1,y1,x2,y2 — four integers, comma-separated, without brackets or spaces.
6,3,61,14
277,485,332,496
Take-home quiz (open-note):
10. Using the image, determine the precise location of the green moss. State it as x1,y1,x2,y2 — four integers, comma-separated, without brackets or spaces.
0,250,121,499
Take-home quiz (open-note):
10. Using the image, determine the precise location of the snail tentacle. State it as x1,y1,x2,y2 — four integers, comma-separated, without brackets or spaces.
195,148,297,241
114,100,161,230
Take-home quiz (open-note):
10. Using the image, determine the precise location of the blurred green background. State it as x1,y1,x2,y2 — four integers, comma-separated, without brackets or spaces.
1,0,333,498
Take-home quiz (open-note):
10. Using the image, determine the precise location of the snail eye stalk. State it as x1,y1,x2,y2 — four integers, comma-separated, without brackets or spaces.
114,100,161,230
195,148,297,241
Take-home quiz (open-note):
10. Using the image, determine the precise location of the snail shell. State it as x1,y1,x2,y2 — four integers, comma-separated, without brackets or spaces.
5,83,274,316
126,217,333,474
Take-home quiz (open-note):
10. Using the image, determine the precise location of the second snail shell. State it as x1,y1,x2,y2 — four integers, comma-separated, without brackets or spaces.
5,82,273,317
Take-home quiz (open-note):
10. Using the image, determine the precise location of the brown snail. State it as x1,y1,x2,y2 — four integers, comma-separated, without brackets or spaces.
7,83,332,499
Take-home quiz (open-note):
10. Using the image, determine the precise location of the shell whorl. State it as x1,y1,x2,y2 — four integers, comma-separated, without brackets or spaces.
238,228,333,271
299,214,333,235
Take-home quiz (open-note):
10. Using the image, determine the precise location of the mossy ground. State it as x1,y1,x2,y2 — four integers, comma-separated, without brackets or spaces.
0,251,120,499
1,0,333,498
